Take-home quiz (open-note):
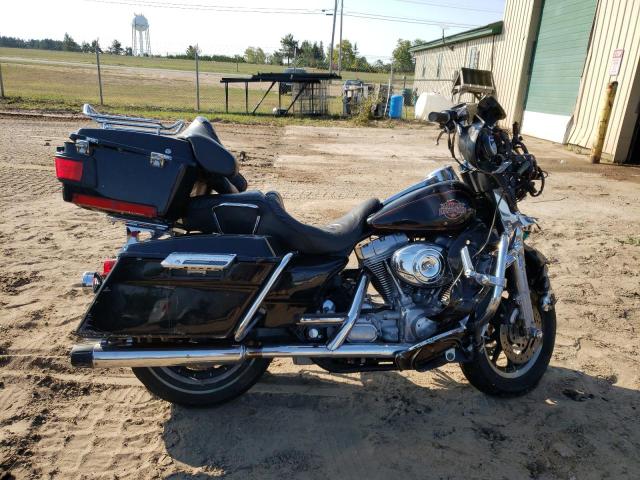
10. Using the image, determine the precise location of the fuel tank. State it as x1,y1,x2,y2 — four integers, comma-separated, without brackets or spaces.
368,180,475,232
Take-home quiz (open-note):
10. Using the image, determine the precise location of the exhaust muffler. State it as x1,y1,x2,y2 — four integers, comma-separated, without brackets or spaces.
70,342,410,368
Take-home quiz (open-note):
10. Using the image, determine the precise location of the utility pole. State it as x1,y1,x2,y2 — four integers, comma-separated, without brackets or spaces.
0,63,5,98
328,0,338,75
195,44,200,112
338,0,344,75
95,41,104,106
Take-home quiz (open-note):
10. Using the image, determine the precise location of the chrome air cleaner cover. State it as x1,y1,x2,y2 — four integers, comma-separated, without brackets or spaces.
391,243,445,286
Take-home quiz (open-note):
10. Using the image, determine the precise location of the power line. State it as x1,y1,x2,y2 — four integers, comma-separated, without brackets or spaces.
344,11,478,28
84,0,326,14
83,0,481,27
393,0,503,15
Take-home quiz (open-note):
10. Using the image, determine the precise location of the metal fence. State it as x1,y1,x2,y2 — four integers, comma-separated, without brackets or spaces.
0,51,414,118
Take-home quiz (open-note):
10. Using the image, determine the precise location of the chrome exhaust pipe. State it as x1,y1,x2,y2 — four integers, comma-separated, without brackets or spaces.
70,342,411,368
71,343,246,368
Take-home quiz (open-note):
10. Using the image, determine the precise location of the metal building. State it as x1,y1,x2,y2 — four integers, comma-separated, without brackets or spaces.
411,0,640,164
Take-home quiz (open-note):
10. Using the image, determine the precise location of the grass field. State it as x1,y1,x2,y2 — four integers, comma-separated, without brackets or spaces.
0,47,413,84
0,47,415,124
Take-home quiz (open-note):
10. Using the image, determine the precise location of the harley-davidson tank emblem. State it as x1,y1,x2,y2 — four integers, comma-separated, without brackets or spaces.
439,199,467,219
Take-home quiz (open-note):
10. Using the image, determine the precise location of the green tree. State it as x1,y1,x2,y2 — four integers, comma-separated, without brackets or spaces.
373,59,390,73
268,51,284,65
329,39,358,70
279,34,298,65
185,44,201,59
354,56,371,72
125,46,133,56
108,39,123,55
244,46,266,64
80,41,91,53
392,39,414,72
62,33,80,52
89,39,102,54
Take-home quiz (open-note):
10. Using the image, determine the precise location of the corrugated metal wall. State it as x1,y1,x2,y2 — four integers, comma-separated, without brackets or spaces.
412,0,639,162
413,0,541,127
566,0,640,161
413,35,497,104
493,0,542,126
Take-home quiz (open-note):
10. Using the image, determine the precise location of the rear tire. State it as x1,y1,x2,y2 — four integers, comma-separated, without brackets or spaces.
133,358,271,407
461,292,556,397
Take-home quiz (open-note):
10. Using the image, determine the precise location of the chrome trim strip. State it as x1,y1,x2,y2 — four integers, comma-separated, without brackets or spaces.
215,203,259,209
326,273,369,351
297,315,346,326
160,253,236,271
234,252,294,341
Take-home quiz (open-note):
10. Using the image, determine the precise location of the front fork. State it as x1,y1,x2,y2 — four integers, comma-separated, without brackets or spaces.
461,192,548,339
509,227,541,337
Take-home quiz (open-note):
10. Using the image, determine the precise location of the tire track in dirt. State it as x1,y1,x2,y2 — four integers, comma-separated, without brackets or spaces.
0,115,638,480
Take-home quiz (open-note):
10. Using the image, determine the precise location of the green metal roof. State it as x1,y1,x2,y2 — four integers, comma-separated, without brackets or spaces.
409,21,503,53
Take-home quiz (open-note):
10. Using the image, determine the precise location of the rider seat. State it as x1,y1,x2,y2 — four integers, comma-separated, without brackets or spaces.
183,191,382,256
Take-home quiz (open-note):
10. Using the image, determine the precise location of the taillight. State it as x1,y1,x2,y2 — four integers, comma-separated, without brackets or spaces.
54,157,83,181
71,193,158,218
102,259,116,276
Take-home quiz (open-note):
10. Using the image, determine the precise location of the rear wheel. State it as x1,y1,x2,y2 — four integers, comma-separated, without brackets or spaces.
133,358,271,407
461,292,555,396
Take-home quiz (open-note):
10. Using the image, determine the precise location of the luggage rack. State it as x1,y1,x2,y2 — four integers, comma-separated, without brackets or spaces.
82,104,185,135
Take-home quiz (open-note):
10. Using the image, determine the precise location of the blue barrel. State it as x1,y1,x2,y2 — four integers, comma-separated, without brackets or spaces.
389,94,404,118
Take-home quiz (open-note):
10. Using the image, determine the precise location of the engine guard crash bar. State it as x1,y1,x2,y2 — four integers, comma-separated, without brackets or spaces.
460,233,509,325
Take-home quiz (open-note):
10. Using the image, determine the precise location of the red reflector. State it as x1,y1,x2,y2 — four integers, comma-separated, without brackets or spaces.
102,259,116,276
55,157,83,181
72,194,157,218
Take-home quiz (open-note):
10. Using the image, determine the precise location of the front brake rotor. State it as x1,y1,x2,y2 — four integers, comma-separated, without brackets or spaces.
499,307,542,364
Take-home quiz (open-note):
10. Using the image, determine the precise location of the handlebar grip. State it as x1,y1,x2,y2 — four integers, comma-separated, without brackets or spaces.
428,111,451,124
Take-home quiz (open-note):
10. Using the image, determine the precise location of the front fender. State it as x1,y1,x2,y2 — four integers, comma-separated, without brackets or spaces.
524,244,555,310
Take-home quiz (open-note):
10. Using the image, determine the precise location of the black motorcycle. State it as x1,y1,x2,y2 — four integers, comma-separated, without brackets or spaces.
57,98,555,406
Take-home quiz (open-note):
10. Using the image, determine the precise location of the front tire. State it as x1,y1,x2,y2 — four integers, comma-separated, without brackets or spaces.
461,292,556,396
133,358,271,407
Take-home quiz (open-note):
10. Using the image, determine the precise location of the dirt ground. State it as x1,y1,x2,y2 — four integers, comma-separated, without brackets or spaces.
0,113,639,480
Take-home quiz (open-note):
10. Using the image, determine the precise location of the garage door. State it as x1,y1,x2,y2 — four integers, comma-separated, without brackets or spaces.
522,0,597,143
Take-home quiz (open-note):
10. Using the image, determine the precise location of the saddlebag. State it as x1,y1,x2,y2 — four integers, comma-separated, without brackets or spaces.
75,235,281,339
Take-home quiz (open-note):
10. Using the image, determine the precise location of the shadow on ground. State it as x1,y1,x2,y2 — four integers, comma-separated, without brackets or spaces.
161,365,639,480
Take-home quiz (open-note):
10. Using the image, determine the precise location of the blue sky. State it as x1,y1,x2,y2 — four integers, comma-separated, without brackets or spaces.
2,0,505,61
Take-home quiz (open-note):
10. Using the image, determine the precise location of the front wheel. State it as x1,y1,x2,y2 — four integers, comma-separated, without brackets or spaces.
133,358,271,407
461,292,556,396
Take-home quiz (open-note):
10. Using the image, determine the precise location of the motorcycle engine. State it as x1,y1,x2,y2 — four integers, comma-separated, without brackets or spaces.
354,234,455,343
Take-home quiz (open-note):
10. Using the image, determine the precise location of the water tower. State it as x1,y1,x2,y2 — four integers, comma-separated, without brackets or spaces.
131,14,151,56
